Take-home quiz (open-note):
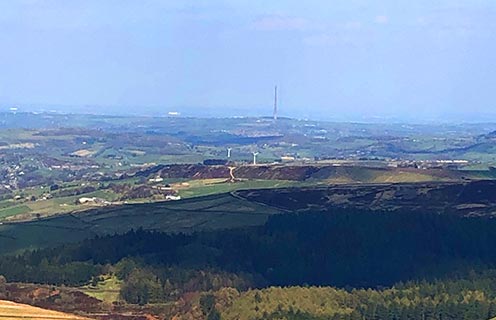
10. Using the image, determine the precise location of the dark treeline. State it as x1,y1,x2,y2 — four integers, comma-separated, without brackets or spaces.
3,209,496,307
2,209,496,289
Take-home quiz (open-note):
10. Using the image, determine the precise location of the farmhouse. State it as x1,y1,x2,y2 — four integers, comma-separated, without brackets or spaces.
280,156,296,162
78,197,97,204
165,194,181,201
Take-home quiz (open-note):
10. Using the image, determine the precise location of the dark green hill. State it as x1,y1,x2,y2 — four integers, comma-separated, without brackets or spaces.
4,179,496,255
0,193,282,254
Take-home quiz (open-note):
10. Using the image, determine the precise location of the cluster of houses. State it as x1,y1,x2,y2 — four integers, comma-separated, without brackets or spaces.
390,159,470,170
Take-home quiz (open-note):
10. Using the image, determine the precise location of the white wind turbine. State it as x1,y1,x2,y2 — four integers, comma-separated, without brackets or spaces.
252,152,259,165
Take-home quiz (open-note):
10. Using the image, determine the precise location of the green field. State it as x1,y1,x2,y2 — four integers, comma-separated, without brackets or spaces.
0,205,32,219
80,276,122,303
177,179,309,198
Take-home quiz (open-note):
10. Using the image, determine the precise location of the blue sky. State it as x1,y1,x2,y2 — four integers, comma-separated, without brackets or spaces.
0,0,495,121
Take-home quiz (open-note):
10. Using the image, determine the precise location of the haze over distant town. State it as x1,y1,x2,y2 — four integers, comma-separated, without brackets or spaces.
1,0,496,122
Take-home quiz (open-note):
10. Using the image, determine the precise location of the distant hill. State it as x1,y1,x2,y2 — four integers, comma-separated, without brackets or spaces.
129,163,495,183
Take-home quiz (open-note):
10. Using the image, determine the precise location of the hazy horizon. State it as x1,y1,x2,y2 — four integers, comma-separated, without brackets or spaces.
1,1,495,122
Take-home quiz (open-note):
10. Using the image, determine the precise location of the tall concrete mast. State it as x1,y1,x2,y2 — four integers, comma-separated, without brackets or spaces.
273,85,278,121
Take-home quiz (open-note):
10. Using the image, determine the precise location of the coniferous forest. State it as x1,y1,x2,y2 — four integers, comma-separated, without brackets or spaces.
2,209,496,319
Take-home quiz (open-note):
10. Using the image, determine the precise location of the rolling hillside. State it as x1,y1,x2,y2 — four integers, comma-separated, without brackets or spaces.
3,179,496,255
0,193,283,254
